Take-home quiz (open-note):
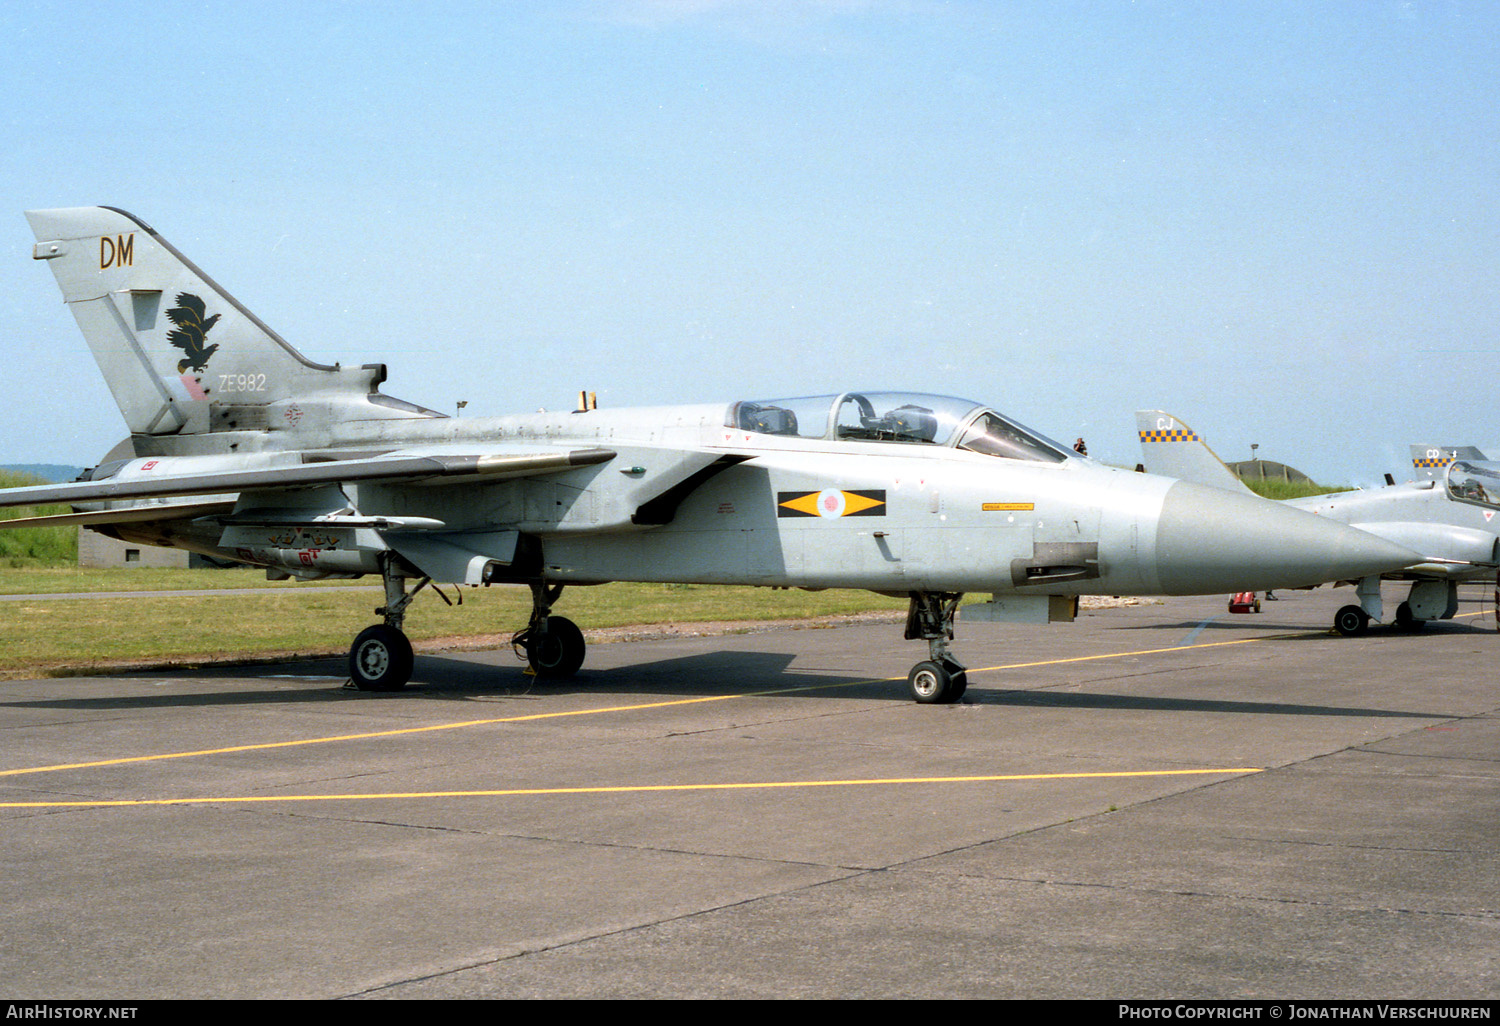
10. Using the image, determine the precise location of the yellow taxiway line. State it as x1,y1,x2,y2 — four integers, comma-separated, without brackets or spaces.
0,631,1301,781
12,611,1485,782
0,767,1264,809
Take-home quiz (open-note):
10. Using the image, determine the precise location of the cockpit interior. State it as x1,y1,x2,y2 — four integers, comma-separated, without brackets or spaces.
728,392,1073,463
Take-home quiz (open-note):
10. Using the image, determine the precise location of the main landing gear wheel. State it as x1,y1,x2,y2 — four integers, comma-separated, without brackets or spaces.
908,659,967,705
1333,604,1370,637
349,624,414,691
1394,602,1425,632
526,615,586,679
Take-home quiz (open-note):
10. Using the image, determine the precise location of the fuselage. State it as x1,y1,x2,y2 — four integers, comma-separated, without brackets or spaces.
1287,479,1500,579
96,393,1420,598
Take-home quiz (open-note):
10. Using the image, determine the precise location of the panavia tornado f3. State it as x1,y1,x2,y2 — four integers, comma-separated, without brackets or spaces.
1,207,1422,701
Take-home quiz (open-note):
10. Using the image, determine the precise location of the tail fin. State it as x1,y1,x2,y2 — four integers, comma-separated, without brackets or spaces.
1135,410,1255,496
1409,445,1488,482
26,207,441,447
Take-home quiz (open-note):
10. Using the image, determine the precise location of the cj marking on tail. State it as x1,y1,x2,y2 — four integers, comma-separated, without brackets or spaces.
100,233,134,268
165,293,221,373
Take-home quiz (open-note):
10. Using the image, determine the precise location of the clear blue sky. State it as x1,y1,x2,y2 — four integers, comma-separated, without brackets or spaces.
2,0,1496,483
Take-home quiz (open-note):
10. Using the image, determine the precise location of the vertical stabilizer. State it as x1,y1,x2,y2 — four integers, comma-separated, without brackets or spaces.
1409,445,1488,482
26,207,441,443
1135,410,1256,495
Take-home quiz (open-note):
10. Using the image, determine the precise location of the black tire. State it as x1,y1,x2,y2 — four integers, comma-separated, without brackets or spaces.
1333,605,1369,637
908,660,955,704
1394,602,1425,631
527,616,586,679
349,624,413,691
948,670,968,702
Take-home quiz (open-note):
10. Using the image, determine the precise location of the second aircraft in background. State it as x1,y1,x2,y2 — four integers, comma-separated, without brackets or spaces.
1138,411,1499,635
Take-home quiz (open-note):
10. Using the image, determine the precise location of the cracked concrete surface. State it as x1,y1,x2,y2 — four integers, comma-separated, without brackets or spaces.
1,587,1495,998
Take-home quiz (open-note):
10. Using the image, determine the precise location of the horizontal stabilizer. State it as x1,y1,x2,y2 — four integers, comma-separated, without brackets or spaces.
0,448,616,508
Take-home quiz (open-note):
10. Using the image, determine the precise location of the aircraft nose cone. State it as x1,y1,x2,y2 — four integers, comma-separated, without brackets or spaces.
1154,481,1421,594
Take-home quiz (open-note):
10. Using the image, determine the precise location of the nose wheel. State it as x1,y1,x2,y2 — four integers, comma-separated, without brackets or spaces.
908,658,968,704
905,591,968,704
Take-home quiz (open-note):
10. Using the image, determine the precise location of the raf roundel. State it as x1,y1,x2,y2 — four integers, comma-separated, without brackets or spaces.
776,490,887,518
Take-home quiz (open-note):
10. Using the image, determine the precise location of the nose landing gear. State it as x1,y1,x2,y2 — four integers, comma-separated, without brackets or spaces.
906,592,967,703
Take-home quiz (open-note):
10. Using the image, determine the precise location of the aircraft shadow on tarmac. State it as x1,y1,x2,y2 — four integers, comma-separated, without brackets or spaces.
0,650,894,711
0,647,1449,720
1111,616,1493,636
966,687,1444,720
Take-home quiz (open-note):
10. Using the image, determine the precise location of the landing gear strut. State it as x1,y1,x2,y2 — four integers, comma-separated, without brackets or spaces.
905,591,967,704
349,555,422,691
513,582,586,679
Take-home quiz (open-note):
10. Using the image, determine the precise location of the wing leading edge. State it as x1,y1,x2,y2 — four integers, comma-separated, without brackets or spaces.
0,448,618,510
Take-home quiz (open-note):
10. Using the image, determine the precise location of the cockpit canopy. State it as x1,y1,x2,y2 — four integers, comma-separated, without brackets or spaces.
1446,460,1500,511
727,392,1073,463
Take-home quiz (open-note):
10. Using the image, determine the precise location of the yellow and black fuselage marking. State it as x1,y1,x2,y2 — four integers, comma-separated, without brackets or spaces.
1138,429,1199,443
777,489,886,518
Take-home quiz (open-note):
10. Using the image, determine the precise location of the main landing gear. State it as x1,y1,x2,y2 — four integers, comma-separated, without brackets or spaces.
1333,578,1462,637
512,582,586,679
1332,575,1382,637
346,561,587,692
1333,604,1370,637
349,556,425,691
905,591,967,704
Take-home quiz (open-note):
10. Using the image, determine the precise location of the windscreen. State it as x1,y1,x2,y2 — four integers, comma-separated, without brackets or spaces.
956,411,1070,463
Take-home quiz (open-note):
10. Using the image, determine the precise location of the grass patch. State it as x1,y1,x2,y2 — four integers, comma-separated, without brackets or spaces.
0,566,373,595
0,470,77,567
1242,478,1350,500
0,579,908,675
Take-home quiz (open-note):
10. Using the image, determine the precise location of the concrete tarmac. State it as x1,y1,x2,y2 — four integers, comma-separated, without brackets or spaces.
1,585,1495,999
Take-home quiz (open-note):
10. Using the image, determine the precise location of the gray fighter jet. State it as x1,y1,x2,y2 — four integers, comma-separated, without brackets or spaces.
0,208,1422,701
1138,411,1499,636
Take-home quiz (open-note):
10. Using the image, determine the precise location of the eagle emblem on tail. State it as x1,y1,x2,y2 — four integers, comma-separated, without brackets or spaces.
165,292,221,373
